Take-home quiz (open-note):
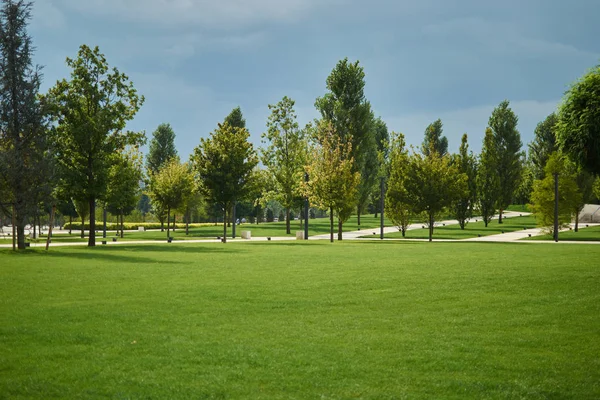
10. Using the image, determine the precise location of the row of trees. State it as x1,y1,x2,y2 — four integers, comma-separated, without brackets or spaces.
1,1,599,249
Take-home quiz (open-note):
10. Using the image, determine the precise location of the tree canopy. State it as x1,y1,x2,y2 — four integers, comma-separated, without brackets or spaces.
489,100,522,223
557,64,600,175
45,44,144,246
303,121,360,242
261,96,307,234
191,122,258,242
422,119,448,157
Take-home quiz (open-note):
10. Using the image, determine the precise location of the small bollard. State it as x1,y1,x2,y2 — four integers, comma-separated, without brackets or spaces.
267,237,271,241
102,240,107,245
112,237,117,242
167,237,173,243
528,234,531,237
442,223,445,226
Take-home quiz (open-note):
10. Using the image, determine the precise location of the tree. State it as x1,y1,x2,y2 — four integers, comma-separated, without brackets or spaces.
315,58,376,228
514,156,534,205
0,0,50,249
422,119,448,157
489,100,523,223
191,122,258,243
302,121,360,242
136,193,151,221
404,149,467,241
452,134,477,229
146,123,178,230
557,64,600,175
594,176,600,201
106,147,143,238
371,117,390,218
44,45,144,247
73,198,89,239
57,197,77,234
224,106,246,129
571,167,595,232
385,133,411,236
529,152,581,235
477,128,499,227
148,159,194,239
146,123,178,175
529,113,558,180
261,96,307,234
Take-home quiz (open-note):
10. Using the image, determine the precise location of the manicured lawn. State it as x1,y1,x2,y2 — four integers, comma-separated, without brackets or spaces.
506,204,531,213
1,241,599,399
528,224,600,242
382,215,537,240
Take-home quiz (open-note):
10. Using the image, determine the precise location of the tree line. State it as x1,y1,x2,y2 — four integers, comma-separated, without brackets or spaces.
1,0,599,248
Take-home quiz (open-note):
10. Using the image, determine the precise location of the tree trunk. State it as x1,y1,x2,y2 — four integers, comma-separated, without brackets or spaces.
429,213,434,242
173,214,176,231
222,208,227,243
32,215,37,239
358,211,361,228
498,209,503,224
186,212,189,235
120,213,124,238
160,219,164,232
286,208,291,234
69,216,72,235
575,216,579,233
337,219,343,241
402,227,406,238
81,215,85,239
167,207,171,239
88,198,96,247
17,225,25,250
329,207,334,243
484,218,489,227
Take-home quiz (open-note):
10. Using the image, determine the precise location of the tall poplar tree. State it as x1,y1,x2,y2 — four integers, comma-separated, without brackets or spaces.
477,128,499,227
529,113,558,180
146,123,178,231
489,100,523,223
315,58,376,229
452,134,478,229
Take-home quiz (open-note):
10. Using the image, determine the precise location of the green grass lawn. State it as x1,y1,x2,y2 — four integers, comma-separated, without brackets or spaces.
505,204,531,213
1,241,599,399
382,215,537,240
527,224,600,242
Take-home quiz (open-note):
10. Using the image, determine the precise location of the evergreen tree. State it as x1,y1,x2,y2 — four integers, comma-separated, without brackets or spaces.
0,0,50,249
224,106,246,129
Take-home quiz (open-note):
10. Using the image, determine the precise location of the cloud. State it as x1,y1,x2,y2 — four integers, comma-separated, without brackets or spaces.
31,1,66,30
383,99,560,154
422,16,599,60
57,0,327,29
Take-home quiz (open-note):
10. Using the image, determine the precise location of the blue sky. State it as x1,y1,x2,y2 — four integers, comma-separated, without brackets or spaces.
30,0,600,159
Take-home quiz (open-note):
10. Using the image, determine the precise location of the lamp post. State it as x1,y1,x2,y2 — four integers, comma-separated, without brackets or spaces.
553,172,559,242
380,177,385,240
304,172,309,240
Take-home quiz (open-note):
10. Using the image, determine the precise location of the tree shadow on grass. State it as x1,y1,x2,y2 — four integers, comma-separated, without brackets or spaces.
1,243,242,265
122,243,244,255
